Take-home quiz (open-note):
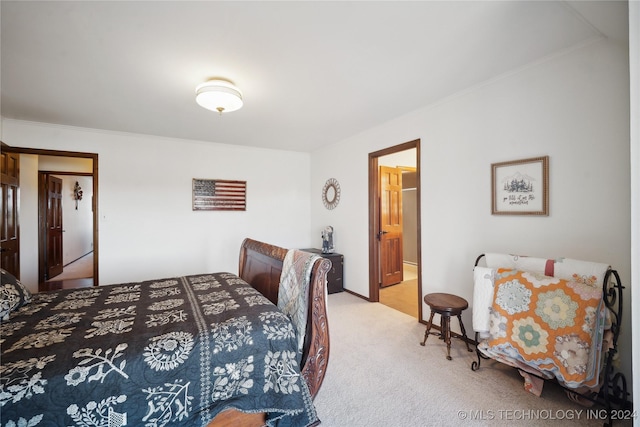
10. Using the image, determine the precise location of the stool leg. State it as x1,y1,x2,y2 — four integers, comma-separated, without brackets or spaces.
444,315,452,360
420,311,435,346
457,314,472,352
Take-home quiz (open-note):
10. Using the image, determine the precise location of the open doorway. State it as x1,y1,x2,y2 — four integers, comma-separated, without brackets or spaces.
39,170,94,290
368,140,422,320
4,145,99,291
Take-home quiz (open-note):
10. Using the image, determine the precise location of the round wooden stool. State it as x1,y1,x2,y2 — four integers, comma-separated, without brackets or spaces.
420,293,472,360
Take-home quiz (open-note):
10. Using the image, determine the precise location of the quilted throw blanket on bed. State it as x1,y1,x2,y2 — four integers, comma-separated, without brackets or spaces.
0,273,318,427
278,249,321,360
481,268,606,390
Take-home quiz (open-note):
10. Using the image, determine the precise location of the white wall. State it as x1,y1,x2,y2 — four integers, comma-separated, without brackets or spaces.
57,175,93,264
38,155,93,173
378,148,417,169
311,38,633,391
17,154,39,288
2,120,314,290
629,0,639,420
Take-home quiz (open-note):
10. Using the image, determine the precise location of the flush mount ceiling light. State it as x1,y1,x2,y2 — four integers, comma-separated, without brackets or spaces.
195,79,243,114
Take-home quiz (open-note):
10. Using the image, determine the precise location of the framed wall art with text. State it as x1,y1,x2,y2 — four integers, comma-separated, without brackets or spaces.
491,156,549,216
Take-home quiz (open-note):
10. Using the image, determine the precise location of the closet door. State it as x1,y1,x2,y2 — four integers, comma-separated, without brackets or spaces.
1,151,20,277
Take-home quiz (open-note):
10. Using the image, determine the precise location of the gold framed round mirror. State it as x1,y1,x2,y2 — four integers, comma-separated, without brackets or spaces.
322,178,341,210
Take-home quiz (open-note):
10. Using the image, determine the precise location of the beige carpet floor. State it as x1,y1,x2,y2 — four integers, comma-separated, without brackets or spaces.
313,292,629,427
379,263,419,318
46,252,93,281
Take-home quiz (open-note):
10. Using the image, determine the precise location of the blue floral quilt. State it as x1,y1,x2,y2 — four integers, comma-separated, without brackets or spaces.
1,273,318,427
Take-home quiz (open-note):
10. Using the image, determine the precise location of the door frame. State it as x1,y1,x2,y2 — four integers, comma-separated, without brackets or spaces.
368,139,422,320
39,171,94,282
9,146,99,286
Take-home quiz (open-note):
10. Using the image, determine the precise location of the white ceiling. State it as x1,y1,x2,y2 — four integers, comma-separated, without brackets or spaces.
0,1,629,152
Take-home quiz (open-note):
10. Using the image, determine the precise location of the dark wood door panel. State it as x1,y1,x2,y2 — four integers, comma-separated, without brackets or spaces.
46,175,64,279
1,151,20,277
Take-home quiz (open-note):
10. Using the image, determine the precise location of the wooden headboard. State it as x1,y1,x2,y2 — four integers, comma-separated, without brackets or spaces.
237,238,332,398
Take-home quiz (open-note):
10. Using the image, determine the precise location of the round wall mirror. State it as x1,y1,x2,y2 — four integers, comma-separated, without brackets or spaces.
322,178,341,210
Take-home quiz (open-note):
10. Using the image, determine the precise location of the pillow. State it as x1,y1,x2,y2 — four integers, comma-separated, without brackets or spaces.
554,258,610,288
1,268,32,321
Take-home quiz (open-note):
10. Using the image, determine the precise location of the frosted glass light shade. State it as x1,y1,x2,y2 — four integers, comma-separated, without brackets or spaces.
195,80,243,113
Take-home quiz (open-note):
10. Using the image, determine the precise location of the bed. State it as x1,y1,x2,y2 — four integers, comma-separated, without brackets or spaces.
470,253,630,425
0,238,332,427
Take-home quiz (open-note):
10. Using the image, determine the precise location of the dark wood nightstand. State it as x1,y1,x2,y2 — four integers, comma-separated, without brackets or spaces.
301,249,344,294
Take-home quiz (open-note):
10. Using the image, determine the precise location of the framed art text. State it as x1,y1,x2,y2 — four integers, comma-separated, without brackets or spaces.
491,156,549,216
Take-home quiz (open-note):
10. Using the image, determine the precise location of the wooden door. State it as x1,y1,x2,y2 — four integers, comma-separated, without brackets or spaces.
379,166,403,287
1,151,20,277
46,175,64,279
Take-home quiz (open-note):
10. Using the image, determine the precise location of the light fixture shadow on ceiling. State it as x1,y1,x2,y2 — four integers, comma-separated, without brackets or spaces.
195,77,243,115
